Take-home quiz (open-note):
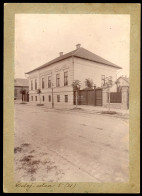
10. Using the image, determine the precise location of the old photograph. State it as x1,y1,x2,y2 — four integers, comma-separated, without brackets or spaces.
14,14,130,182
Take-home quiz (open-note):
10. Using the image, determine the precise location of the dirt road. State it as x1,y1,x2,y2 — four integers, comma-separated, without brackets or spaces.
14,104,129,182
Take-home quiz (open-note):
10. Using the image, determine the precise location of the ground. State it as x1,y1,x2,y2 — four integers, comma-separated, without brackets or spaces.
14,104,129,182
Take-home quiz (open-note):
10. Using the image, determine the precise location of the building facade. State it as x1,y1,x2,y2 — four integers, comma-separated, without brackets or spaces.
26,44,121,107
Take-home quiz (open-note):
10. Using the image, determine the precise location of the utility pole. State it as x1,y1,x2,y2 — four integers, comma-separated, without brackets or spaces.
52,83,54,108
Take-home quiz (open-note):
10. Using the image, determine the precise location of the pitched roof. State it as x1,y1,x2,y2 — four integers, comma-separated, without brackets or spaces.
26,47,122,74
117,76,129,83
14,78,29,87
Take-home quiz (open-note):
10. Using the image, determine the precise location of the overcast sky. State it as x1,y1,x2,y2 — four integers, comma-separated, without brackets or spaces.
15,14,130,79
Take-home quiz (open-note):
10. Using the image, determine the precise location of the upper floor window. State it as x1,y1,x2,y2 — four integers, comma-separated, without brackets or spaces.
64,71,68,86
43,96,44,102
48,76,51,88
101,75,105,86
35,96,37,101
31,96,33,101
31,80,33,90
35,79,37,90
56,74,60,87
42,78,45,89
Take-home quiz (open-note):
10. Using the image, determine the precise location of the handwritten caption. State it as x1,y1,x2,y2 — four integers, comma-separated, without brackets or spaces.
15,182,77,192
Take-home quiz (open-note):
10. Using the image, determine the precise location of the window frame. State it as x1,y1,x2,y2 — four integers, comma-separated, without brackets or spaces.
49,95,51,102
57,95,60,102
56,73,60,87
42,77,45,89
64,71,68,86
31,80,33,90
65,95,68,103
48,76,51,88
101,75,105,86
35,79,37,90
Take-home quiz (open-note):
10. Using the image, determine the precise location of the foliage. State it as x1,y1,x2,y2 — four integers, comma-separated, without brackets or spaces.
72,80,81,91
85,78,94,88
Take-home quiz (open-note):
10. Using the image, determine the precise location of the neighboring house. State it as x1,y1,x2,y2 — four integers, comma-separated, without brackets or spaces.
116,76,129,91
25,44,122,107
14,78,29,101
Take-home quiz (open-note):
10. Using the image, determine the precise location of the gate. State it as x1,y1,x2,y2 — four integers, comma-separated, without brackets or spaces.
74,88,102,106
95,88,102,106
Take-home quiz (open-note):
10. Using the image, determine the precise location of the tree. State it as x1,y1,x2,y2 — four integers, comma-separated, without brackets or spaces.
37,89,42,104
72,80,81,108
20,89,26,102
85,78,94,88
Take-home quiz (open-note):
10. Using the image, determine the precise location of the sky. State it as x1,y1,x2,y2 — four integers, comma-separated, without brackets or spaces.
15,14,130,79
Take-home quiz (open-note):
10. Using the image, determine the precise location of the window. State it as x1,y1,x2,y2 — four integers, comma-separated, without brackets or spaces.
31,96,33,101
35,79,37,90
56,74,60,87
64,71,68,86
31,80,33,90
65,95,68,102
43,96,44,102
57,95,60,102
42,78,45,89
101,75,105,86
35,96,37,101
48,76,51,88
49,95,51,102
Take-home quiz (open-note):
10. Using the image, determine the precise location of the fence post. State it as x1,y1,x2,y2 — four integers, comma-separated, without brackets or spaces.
121,86,129,109
102,88,108,107
94,85,96,106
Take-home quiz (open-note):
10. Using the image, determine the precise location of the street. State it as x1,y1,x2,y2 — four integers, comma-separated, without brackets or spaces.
14,104,129,182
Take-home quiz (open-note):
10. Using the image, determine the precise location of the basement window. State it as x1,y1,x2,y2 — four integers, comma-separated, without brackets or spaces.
57,95,60,102
49,95,51,102
65,95,68,103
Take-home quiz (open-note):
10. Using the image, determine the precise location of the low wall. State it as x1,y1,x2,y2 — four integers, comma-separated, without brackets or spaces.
102,86,129,110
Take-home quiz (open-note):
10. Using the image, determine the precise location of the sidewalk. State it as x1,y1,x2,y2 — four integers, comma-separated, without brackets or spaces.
15,102,129,119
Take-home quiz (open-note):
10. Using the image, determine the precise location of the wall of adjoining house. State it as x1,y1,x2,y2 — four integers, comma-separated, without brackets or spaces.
73,57,118,89
14,86,29,99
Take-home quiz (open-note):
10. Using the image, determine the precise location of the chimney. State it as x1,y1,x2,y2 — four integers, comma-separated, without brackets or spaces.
76,44,81,49
59,52,63,56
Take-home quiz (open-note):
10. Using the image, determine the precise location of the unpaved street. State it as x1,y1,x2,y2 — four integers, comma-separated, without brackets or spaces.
14,104,129,182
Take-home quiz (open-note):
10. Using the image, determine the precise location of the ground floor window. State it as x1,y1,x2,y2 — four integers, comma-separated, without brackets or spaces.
31,96,33,101
43,96,44,102
49,95,51,102
65,95,68,102
57,95,60,102
35,96,37,101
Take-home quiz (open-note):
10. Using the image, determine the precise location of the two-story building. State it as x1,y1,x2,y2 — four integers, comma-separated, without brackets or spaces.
25,44,122,107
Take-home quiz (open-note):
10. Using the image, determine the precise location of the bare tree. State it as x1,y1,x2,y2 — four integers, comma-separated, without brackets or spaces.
85,78,94,88
72,80,81,108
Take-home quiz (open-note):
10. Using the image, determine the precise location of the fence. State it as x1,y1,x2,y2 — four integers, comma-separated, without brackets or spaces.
110,92,122,103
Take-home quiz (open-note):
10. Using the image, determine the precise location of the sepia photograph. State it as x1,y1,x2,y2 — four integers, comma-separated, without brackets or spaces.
14,14,130,183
